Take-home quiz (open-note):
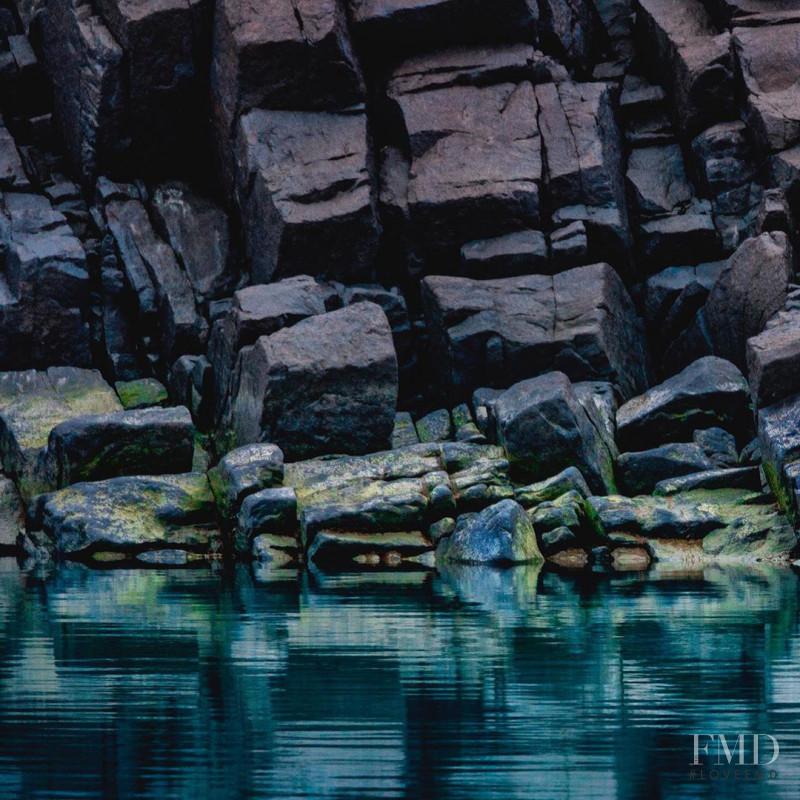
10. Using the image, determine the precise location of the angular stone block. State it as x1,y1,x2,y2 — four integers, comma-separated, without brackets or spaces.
235,109,380,284
229,302,398,459
421,262,649,403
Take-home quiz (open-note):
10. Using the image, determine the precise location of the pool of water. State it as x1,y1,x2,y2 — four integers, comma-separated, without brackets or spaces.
0,559,799,799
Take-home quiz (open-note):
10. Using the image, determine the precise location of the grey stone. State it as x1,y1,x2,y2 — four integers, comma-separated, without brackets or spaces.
702,231,793,370
421,262,649,403
493,372,616,493
626,144,692,219
391,412,419,449
515,466,592,508
693,427,739,468
38,473,220,559
0,477,24,552
460,229,549,278
235,486,297,555
617,443,715,495
235,109,379,284
308,530,432,567
415,409,452,443
208,443,284,522
654,467,762,495
229,302,398,459
436,499,542,564
46,406,194,488
747,311,800,408
616,356,750,450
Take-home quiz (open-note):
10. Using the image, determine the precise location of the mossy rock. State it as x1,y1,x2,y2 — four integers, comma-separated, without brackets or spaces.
115,378,169,410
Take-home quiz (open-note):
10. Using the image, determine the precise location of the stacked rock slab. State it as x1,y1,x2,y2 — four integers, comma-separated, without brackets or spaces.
421,263,649,403
234,109,380,285
0,368,122,500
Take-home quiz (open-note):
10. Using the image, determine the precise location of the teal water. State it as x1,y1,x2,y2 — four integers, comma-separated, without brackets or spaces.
0,559,799,799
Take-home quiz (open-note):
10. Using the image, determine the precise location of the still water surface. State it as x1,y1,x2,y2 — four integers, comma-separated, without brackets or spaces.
1,559,799,799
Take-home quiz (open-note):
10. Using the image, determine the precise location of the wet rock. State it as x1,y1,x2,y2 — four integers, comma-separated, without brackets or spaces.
617,443,714,495
758,393,800,522
515,466,592,508
46,406,194,489
701,505,797,562
548,547,590,568
308,530,431,567
654,466,762,495
610,546,651,571
235,486,297,555
229,302,398,458
234,109,379,284
151,182,232,302
436,499,542,565
693,427,739,468
421,262,649,403
530,490,585,535
115,378,168,410
391,412,419,449
734,25,800,155
747,311,800,408
415,409,452,443
616,356,750,450
588,488,765,540
0,368,122,500
540,525,579,555
208,443,284,522
493,371,616,493
0,477,24,552
636,0,734,136
37,472,220,559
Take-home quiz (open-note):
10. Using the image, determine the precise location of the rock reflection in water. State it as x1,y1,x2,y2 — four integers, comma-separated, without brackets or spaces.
0,559,799,799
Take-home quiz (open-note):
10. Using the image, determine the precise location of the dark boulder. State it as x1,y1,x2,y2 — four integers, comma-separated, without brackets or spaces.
616,442,714,495
229,302,398,459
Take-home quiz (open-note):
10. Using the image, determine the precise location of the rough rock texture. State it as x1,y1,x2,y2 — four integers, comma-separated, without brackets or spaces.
493,372,616,493
436,499,542,564
46,406,194,488
616,357,751,450
229,302,398,458
0,368,122,500
38,473,220,560
421,263,649,403
235,109,380,284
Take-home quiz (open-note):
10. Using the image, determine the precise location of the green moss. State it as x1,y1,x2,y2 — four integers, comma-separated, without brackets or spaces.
115,379,169,410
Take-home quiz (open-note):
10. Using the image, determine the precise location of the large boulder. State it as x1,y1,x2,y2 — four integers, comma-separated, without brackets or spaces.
421,262,649,403
535,80,626,210
758,393,800,522
616,443,714,495
616,357,750,450
387,79,542,270
228,302,398,459
635,0,734,137
234,109,380,285
436,499,542,564
700,231,793,370
36,473,220,561
493,372,616,493
747,311,800,408
734,25,800,155
208,277,328,425
0,368,122,500
46,406,195,489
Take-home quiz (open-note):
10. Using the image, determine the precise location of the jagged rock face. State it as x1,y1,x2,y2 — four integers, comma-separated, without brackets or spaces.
3,0,800,570
421,263,649,403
